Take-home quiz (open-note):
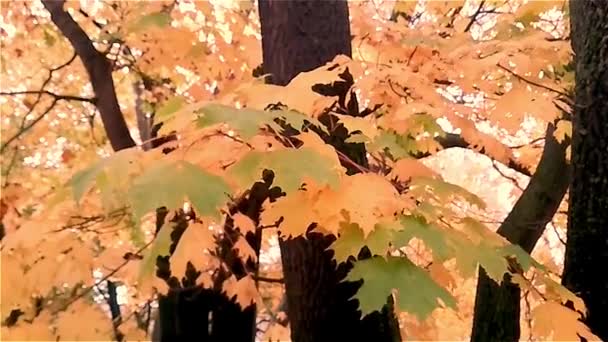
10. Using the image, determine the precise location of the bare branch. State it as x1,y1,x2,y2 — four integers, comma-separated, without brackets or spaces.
1,99,59,153
0,90,95,103
497,63,571,99
252,275,284,284
433,133,534,176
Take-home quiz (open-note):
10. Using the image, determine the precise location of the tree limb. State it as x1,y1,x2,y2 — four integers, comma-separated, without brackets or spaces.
471,116,571,341
41,0,136,152
0,90,95,103
433,132,534,177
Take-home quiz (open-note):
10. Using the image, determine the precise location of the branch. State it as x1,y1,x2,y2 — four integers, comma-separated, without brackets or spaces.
464,0,487,32
41,0,135,152
0,52,79,153
0,90,95,103
471,116,571,338
1,99,59,153
434,132,533,177
252,275,284,284
497,63,571,99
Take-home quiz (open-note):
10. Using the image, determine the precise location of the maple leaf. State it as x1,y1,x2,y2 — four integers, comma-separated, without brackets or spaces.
553,119,572,143
330,221,366,263
139,221,174,282
532,302,601,341
347,256,456,319
68,148,142,203
128,160,231,220
223,275,260,309
232,212,256,234
228,148,341,193
169,221,217,287
234,236,258,263
196,103,327,139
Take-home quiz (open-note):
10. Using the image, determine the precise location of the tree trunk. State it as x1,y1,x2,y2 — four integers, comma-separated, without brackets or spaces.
258,0,351,86
258,1,399,341
470,120,571,342
562,1,608,340
42,0,136,151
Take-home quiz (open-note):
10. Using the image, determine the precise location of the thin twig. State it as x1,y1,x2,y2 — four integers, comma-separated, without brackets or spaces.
54,240,154,314
252,275,284,284
0,90,96,103
497,62,571,98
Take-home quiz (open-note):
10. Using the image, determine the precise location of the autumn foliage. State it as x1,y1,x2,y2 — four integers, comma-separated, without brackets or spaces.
0,1,602,341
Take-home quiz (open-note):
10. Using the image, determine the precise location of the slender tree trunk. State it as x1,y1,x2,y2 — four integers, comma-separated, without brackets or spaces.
42,0,136,151
562,1,608,340
258,1,399,341
471,120,570,342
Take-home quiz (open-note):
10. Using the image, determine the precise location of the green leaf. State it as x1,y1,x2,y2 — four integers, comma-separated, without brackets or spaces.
410,176,486,210
43,29,56,47
227,148,340,192
365,221,401,257
68,148,140,203
345,133,370,143
347,256,456,319
196,104,327,139
156,96,186,121
129,160,231,220
368,131,416,160
139,221,174,281
499,244,546,272
129,11,171,33
394,215,455,261
330,222,365,263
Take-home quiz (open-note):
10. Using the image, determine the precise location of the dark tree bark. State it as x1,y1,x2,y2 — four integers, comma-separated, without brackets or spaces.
42,0,136,151
258,1,399,341
562,1,608,340
471,120,570,342
258,0,351,86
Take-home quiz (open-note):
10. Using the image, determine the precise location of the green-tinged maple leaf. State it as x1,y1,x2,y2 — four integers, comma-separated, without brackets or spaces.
156,96,186,121
128,160,231,220
347,256,456,319
500,244,545,272
365,221,401,257
196,104,327,139
409,176,487,209
128,11,172,33
330,222,365,263
394,215,455,261
408,112,446,138
227,148,340,192
139,221,173,281
368,131,416,160
68,148,141,203
345,133,371,143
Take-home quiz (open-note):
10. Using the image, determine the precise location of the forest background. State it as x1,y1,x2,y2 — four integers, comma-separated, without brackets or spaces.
0,0,606,341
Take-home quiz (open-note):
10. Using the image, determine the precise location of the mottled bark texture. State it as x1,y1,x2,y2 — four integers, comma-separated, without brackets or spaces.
471,120,570,342
258,1,399,342
258,0,352,86
562,1,608,340
42,0,136,151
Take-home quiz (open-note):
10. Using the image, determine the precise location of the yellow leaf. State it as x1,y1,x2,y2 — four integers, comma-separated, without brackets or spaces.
389,158,441,182
428,262,455,289
233,212,256,234
234,236,258,263
262,174,404,238
532,302,601,341
223,275,260,309
169,221,217,287
553,119,572,143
